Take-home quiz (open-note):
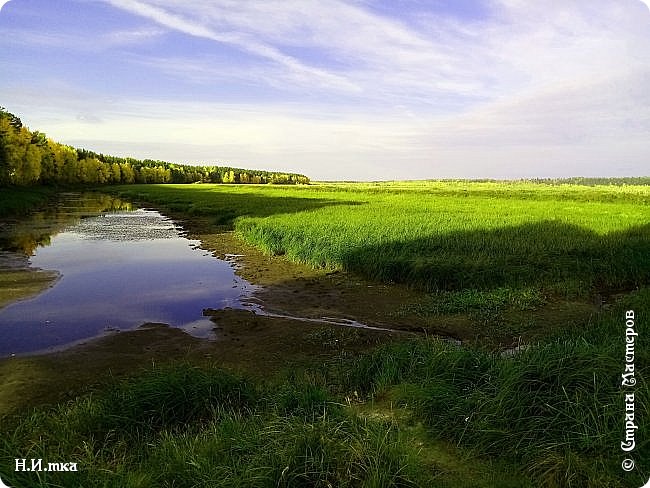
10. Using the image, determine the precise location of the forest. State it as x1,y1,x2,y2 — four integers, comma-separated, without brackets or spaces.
0,108,310,187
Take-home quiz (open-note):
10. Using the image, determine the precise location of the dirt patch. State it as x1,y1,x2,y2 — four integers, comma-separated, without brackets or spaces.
192,224,465,337
0,268,59,310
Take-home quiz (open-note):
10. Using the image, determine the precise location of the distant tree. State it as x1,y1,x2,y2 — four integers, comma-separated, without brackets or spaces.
120,163,135,183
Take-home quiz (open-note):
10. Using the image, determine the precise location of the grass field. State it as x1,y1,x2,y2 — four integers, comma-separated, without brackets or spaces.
114,181,650,298
1,362,535,487
2,180,649,487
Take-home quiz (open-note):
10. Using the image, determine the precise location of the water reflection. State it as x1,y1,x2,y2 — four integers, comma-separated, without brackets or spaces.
0,193,256,357
0,192,133,255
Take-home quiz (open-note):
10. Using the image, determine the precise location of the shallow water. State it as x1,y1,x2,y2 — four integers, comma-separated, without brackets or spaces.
0,193,257,357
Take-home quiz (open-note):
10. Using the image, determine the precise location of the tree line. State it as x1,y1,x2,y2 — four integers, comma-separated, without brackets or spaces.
528,176,650,186
0,108,310,187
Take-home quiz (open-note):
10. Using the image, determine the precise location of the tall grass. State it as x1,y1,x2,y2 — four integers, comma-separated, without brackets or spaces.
345,289,650,487
1,364,436,488
235,187,649,294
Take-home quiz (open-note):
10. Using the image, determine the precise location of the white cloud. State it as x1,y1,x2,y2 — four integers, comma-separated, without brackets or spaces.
13,65,649,180
103,0,505,107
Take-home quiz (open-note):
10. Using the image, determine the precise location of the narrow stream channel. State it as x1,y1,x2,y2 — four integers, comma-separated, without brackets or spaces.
0,193,258,357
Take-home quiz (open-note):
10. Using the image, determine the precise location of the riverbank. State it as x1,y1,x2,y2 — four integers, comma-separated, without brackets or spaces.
0,186,57,218
2,292,647,487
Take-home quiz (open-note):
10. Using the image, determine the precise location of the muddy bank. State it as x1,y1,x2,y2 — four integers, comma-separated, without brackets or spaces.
191,223,468,337
0,313,399,416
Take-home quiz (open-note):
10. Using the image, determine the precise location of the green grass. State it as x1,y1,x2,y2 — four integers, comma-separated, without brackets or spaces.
111,181,650,296
396,286,547,315
0,364,533,487
344,289,650,487
0,365,446,487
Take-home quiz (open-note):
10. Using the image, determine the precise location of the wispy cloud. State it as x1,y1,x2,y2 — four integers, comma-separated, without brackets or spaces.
2,26,164,52
105,0,361,92
103,0,505,107
102,0,650,111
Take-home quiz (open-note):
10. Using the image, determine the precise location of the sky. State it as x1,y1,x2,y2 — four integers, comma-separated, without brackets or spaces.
1,0,649,180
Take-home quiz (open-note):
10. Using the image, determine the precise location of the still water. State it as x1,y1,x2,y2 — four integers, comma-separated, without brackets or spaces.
0,193,256,357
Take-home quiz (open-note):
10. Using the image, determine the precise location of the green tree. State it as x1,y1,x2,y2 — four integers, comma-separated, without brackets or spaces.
22,144,42,184
120,163,135,183
110,162,122,183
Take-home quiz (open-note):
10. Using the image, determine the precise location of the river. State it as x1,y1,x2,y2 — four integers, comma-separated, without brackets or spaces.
0,192,257,357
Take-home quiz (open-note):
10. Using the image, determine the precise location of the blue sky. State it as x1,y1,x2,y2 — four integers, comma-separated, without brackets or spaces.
1,0,649,180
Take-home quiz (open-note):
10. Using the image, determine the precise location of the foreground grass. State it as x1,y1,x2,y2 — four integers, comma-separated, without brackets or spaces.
346,289,650,487
0,363,525,487
1,291,647,487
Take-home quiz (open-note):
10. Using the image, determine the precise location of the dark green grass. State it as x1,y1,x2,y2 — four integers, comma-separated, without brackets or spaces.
395,287,547,317
1,365,439,488
345,289,650,487
0,187,56,217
